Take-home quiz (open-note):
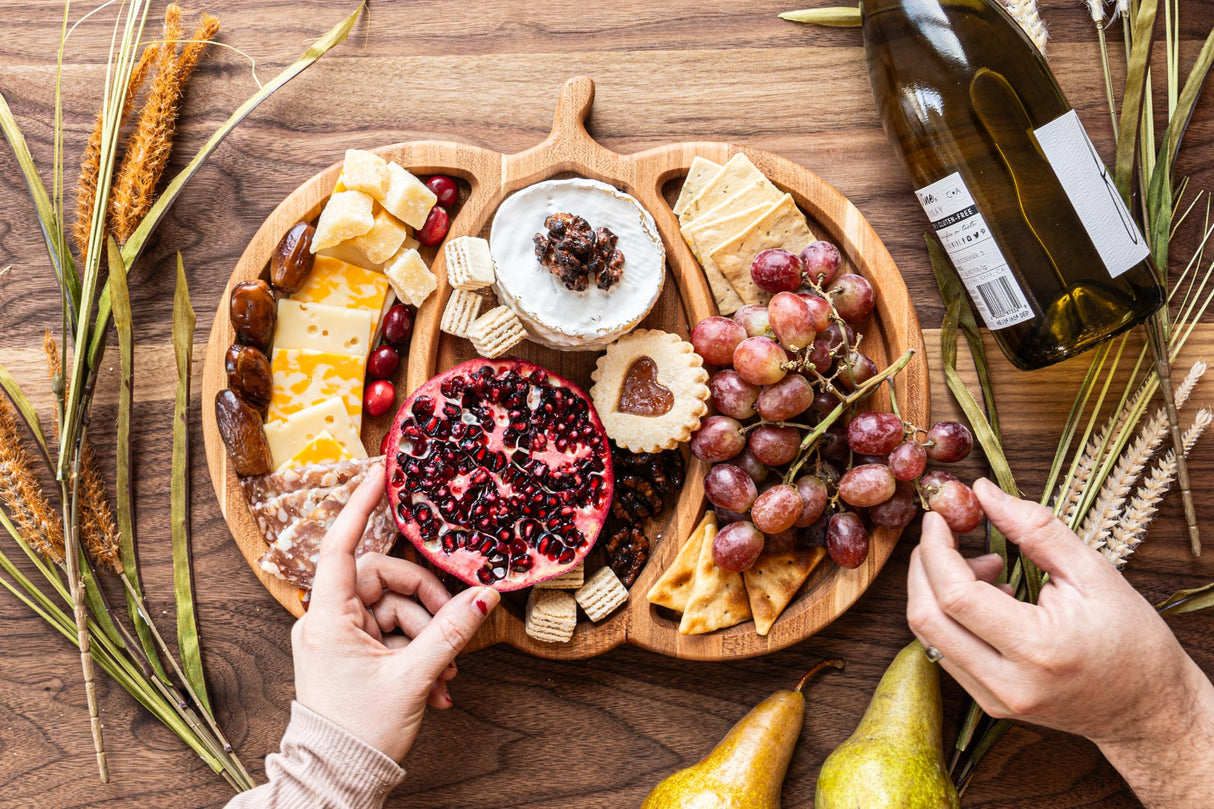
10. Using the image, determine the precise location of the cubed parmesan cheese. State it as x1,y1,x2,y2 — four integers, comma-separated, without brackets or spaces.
382,163,437,229
312,190,375,252
341,149,389,198
344,207,410,266
384,247,437,308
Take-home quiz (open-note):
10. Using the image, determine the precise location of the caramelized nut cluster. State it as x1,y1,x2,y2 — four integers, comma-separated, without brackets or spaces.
533,212,625,292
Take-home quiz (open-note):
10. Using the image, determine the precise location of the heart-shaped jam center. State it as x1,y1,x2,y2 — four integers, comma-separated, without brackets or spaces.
617,356,674,417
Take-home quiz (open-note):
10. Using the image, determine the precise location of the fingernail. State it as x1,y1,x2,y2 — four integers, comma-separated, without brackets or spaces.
474,588,500,616
976,478,1009,500
975,552,1002,564
443,684,453,706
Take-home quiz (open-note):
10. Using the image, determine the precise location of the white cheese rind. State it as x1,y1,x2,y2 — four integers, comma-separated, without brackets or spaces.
489,178,665,351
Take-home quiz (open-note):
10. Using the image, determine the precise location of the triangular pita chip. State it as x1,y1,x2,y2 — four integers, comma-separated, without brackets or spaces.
743,547,826,636
679,516,752,635
672,156,722,217
709,194,814,305
646,512,716,613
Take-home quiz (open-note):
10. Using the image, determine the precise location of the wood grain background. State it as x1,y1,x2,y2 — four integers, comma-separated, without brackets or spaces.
1,1,1213,806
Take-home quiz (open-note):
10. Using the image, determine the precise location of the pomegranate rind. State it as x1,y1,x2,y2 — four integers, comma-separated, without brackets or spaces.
386,358,615,591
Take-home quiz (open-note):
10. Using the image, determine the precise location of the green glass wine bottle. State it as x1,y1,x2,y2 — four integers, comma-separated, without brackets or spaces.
862,0,1163,369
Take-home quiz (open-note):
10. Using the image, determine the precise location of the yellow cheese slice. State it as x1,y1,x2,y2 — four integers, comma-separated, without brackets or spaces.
283,429,353,469
264,398,367,471
273,299,374,358
290,256,392,334
267,347,366,432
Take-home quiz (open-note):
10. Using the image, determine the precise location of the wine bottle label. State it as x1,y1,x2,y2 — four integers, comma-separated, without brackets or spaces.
915,173,1034,330
1032,110,1151,279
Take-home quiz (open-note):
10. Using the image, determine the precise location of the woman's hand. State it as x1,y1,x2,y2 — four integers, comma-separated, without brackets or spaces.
907,478,1214,807
291,467,499,762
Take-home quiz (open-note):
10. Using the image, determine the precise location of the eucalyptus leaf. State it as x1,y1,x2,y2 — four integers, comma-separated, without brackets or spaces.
1157,582,1214,614
169,255,209,716
1113,0,1160,202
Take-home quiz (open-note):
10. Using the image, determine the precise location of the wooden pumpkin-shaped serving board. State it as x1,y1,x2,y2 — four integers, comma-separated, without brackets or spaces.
201,77,928,661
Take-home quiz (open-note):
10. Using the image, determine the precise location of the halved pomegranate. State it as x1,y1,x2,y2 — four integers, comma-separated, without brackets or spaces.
386,358,614,590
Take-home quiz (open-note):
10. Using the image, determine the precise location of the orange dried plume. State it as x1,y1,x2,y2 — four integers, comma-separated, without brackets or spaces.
0,394,64,565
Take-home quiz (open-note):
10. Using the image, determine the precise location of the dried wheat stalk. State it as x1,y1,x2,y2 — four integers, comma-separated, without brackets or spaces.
1003,0,1049,53
0,395,64,564
1079,361,1206,549
109,6,219,242
1103,409,1212,567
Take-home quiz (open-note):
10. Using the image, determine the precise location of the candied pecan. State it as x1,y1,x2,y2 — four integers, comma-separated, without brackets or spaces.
604,525,649,588
534,212,625,291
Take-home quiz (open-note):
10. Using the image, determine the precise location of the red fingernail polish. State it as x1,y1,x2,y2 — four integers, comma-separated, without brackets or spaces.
474,598,489,616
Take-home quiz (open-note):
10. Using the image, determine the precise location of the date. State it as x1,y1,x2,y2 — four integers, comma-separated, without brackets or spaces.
215,390,273,476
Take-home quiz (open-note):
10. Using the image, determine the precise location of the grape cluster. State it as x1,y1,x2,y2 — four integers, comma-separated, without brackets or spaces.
688,241,983,573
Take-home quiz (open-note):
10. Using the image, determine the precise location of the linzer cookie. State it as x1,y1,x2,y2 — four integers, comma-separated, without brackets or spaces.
525,588,577,643
440,288,483,338
468,305,527,358
444,235,497,290
590,329,709,452
574,566,628,622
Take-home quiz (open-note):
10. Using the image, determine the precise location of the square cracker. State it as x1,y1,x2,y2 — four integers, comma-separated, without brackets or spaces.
679,515,752,635
699,259,745,315
743,547,826,636
673,156,722,217
646,512,717,614
684,200,777,262
708,194,814,305
679,153,778,226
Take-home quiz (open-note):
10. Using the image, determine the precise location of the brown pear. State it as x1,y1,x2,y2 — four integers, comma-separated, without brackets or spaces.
641,659,843,809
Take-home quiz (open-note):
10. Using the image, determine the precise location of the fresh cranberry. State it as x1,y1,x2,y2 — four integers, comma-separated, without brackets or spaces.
367,345,400,380
426,175,459,208
364,379,396,417
417,206,450,246
382,304,413,348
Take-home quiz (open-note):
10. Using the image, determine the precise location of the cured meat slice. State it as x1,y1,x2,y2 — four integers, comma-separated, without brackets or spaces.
257,474,396,589
247,475,363,544
240,457,377,506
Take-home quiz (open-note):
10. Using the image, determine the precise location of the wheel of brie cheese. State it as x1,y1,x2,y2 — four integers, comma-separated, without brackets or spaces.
489,178,666,351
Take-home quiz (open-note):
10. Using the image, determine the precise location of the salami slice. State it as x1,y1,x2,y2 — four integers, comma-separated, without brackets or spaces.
240,456,379,506
257,476,397,590
247,474,364,544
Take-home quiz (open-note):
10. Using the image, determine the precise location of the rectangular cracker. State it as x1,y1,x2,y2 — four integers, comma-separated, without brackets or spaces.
646,512,716,614
743,547,826,636
707,194,814,305
468,305,527,358
684,200,776,261
525,589,577,643
574,566,629,622
679,153,778,226
440,288,483,338
534,563,585,590
444,236,497,290
672,156,721,217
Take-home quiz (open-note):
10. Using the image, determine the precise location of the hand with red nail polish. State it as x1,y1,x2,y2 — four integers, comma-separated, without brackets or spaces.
291,470,499,763
907,478,1214,807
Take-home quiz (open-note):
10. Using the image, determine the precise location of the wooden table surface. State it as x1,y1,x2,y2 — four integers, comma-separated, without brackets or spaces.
3,1,1214,806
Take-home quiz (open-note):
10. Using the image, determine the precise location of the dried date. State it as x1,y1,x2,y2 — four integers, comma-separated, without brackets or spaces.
215,389,273,476
230,280,277,350
224,344,273,414
270,222,315,294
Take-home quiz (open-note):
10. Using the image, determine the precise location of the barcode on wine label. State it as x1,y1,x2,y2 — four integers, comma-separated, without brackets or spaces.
915,172,1034,330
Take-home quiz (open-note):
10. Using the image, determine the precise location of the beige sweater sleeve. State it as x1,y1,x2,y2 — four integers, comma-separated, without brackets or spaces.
225,702,405,809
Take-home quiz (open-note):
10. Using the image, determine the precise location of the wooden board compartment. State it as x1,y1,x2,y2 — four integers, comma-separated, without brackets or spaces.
201,77,929,660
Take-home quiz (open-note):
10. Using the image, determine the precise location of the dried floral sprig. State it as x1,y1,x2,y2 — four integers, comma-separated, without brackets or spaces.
1103,409,1212,567
0,395,64,564
1003,0,1049,53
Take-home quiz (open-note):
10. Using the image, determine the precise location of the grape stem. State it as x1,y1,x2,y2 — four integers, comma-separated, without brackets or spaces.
783,349,917,484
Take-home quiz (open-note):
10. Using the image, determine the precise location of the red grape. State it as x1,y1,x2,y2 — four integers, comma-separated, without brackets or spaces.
733,337,788,386
735,448,770,484
847,411,904,455
888,441,928,481
750,484,803,534
733,304,773,338
691,415,746,463
801,241,842,287
364,379,396,417
704,464,758,513
796,292,833,332
870,484,918,529
818,425,851,463
748,425,801,466
829,274,875,323
838,351,878,391
425,175,459,207
713,521,766,572
763,528,797,556
827,511,869,568
768,291,817,350
799,513,832,548
709,370,760,420
838,463,897,507
926,480,984,532
920,470,960,491
416,206,450,246
751,249,804,293
820,321,855,355
367,344,400,380
691,316,748,365
793,475,829,527
809,389,841,420
806,336,835,375
382,304,414,348
715,507,749,526
756,374,814,421
926,421,974,463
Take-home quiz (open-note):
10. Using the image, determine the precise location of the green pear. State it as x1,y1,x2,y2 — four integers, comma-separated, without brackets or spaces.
641,660,843,809
815,640,960,809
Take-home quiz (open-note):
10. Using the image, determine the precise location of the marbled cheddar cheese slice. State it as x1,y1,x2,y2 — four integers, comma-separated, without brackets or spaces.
267,348,366,431
264,398,367,471
274,299,374,358
290,256,391,334
283,430,352,469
